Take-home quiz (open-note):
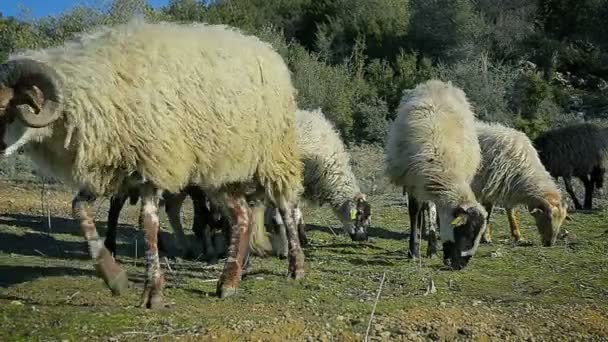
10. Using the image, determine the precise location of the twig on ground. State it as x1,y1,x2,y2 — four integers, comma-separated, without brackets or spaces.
320,217,339,237
65,291,80,302
34,249,46,257
364,272,386,342
164,256,174,273
200,278,219,283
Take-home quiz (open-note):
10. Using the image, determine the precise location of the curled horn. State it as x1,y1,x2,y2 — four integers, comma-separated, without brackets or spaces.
0,58,63,128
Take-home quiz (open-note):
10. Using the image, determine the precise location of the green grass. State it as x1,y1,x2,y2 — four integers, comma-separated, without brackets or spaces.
0,182,607,341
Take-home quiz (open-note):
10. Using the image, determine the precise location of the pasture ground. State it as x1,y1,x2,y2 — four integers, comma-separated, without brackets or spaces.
0,180,607,341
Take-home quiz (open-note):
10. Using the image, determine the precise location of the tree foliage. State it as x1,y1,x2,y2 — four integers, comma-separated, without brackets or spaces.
1,0,607,145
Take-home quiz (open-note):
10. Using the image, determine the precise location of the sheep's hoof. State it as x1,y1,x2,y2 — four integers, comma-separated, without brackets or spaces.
140,292,166,310
94,254,129,296
407,251,420,260
218,286,238,299
289,269,305,280
107,270,129,296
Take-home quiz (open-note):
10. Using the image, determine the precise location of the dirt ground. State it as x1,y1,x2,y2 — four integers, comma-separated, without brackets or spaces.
0,180,607,341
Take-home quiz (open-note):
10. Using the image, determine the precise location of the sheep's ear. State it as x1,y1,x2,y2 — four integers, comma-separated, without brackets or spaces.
450,213,468,226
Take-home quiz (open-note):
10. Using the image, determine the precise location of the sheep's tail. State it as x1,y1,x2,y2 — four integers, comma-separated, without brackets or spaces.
249,203,273,257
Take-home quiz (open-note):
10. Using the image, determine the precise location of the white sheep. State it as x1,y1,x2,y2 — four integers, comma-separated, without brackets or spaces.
472,121,570,246
0,19,305,308
249,108,371,258
385,79,487,270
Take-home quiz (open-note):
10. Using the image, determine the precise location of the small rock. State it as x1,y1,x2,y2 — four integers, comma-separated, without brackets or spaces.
472,300,483,306
10,300,23,306
491,250,503,258
336,315,345,321
428,331,440,341
380,331,391,338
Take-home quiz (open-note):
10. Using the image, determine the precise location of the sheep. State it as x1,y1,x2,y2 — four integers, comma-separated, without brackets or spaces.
471,121,570,246
385,79,487,270
0,19,305,308
533,123,608,210
105,185,230,263
249,108,372,258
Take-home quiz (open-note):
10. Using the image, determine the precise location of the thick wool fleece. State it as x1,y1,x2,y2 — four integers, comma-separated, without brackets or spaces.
10,20,303,203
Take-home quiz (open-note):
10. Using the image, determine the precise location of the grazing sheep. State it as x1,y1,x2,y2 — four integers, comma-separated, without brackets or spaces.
105,185,230,263
249,108,372,257
533,123,608,210
385,79,487,270
472,121,570,246
0,20,304,308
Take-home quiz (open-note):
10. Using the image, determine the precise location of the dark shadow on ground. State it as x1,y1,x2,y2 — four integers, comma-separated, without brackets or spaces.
366,225,408,240
305,223,408,242
0,264,97,287
0,213,141,237
0,231,90,260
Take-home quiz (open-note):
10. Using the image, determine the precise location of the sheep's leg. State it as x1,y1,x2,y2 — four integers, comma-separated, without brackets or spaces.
191,192,218,263
507,207,522,242
272,208,289,258
420,201,430,239
139,184,166,309
72,189,128,296
217,194,252,298
426,201,438,258
278,200,305,280
164,191,191,258
563,176,582,210
105,193,128,256
407,192,421,259
579,175,595,210
294,204,308,247
481,203,494,243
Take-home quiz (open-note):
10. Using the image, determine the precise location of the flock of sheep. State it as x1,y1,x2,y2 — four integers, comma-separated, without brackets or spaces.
0,19,606,310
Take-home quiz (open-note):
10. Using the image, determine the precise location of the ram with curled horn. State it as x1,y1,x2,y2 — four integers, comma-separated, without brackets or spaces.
0,20,305,309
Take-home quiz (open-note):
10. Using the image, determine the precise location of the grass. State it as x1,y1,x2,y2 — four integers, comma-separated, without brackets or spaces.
0,180,607,341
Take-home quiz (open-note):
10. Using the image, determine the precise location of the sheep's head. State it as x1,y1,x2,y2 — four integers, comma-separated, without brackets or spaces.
0,58,63,155
442,203,487,271
529,193,570,247
336,193,371,242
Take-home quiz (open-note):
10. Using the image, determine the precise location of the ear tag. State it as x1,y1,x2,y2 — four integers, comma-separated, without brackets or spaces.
350,208,358,220
450,215,465,226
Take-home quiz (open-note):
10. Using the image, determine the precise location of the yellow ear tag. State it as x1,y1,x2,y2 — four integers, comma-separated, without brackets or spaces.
450,215,465,226
350,208,358,220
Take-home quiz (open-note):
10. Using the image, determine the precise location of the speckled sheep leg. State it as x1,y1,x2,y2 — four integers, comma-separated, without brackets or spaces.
426,201,438,258
278,202,305,280
139,185,166,310
72,189,128,296
294,205,308,247
217,195,252,298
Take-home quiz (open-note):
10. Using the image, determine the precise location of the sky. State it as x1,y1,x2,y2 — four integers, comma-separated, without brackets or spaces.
0,0,170,19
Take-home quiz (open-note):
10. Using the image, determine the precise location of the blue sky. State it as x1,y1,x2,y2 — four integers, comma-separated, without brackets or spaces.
0,0,170,19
